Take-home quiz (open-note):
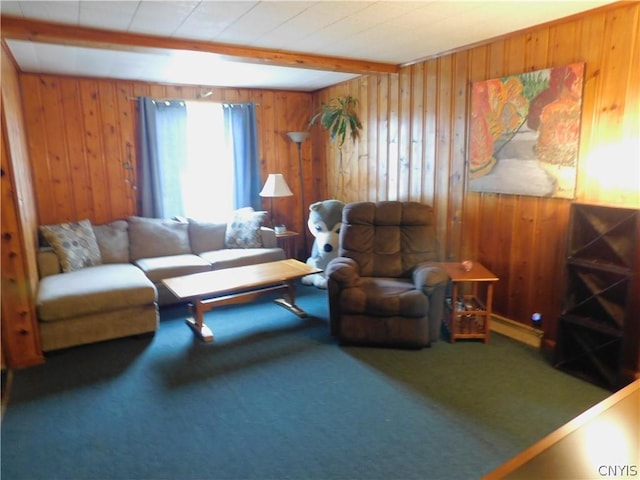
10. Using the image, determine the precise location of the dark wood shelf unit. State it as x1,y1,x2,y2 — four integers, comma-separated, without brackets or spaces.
555,314,624,390
564,264,630,330
555,203,640,390
567,204,638,269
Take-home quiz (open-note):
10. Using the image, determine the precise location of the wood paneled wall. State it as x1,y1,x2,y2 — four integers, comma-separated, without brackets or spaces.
314,2,640,343
1,43,44,367
19,77,317,255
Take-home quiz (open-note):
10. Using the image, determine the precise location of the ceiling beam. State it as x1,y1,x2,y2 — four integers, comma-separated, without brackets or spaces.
0,16,398,75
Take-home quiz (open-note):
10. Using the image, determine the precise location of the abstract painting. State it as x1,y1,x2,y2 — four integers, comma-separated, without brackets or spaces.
468,63,585,198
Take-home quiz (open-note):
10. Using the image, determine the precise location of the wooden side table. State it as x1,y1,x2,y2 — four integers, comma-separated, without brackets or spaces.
276,230,300,259
436,262,499,344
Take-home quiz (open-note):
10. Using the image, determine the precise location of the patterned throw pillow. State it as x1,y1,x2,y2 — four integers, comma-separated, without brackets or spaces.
40,219,103,273
224,208,267,249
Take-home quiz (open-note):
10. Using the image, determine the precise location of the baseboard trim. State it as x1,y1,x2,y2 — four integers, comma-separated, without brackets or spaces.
490,314,543,349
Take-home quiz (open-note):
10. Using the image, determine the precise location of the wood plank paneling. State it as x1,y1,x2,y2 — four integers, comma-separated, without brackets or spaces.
409,63,424,203
376,76,390,201
1,44,44,367
423,61,438,209
398,66,411,201
316,2,640,346
387,72,400,201
19,76,314,246
449,53,469,261
357,76,370,201
60,81,92,221
435,55,453,260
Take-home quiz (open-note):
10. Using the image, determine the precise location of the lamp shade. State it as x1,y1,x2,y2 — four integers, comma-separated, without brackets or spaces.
287,131,310,144
259,174,293,198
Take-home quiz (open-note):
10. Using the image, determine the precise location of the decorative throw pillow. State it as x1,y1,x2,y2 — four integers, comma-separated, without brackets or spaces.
224,208,267,249
39,219,103,273
92,220,129,263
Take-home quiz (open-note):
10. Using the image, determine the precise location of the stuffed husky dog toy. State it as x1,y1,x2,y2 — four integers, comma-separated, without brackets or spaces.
302,199,345,289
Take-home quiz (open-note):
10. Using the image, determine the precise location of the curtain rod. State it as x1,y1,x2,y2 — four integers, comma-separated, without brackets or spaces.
127,96,260,106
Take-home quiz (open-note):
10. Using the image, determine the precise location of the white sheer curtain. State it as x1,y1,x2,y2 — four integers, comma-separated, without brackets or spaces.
182,102,234,222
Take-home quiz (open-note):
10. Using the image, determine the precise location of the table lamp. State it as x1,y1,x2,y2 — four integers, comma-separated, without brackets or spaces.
259,173,293,233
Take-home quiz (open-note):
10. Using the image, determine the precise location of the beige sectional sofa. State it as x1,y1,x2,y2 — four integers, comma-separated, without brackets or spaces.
36,214,285,352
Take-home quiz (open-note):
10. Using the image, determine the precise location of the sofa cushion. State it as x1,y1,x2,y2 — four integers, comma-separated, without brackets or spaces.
224,208,267,249
199,248,285,270
128,216,191,260
39,219,102,273
134,254,211,283
37,264,156,322
93,220,129,263
188,219,226,254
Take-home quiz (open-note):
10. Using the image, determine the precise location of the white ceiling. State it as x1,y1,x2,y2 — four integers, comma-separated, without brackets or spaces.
1,0,616,92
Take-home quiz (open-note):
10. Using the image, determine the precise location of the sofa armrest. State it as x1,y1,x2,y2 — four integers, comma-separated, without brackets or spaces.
326,257,361,288
37,248,62,278
413,262,448,294
260,227,278,248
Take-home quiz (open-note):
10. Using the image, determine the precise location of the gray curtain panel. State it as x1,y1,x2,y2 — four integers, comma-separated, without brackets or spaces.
223,102,261,211
138,97,188,218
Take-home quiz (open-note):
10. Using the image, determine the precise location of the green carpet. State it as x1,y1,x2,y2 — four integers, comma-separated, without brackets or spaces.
1,285,609,480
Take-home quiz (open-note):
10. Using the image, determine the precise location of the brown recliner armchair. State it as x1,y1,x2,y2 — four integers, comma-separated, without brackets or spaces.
326,201,448,348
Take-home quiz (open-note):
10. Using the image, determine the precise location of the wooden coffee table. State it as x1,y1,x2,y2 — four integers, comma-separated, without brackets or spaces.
162,259,321,342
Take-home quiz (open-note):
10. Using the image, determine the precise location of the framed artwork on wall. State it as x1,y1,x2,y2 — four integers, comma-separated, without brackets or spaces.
468,63,585,199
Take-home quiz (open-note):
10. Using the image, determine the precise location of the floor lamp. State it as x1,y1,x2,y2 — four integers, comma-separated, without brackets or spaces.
287,131,310,257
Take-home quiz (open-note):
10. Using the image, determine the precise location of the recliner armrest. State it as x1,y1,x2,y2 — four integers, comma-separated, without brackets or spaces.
326,257,361,287
413,263,448,294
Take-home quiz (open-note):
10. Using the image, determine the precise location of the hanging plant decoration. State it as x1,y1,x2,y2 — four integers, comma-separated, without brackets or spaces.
309,95,362,149
309,95,363,199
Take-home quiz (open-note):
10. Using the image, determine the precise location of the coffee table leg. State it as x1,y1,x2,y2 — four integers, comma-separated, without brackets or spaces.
185,301,214,342
273,280,307,318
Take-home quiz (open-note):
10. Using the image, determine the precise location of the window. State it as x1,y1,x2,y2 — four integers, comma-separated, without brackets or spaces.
138,97,260,221
183,102,234,222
